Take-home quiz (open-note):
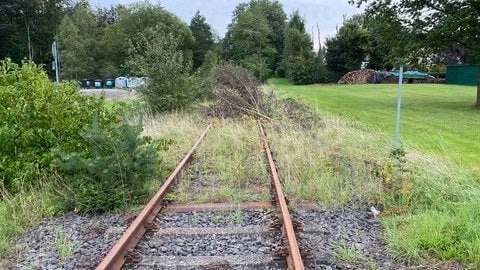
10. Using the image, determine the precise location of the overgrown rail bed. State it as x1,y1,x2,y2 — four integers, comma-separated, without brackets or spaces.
93,119,403,270
97,121,309,269
3,115,418,269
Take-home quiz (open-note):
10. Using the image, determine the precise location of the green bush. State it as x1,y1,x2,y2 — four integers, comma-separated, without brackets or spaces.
286,55,315,85
55,111,161,213
128,31,201,113
0,59,118,192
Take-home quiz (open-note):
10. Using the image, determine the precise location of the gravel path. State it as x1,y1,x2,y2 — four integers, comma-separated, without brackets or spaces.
80,89,136,100
0,205,409,269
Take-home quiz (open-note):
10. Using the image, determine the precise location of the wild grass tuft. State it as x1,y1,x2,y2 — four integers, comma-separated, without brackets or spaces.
334,241,367,265
53,229,72,261
0,180,59,255
141,111,208,191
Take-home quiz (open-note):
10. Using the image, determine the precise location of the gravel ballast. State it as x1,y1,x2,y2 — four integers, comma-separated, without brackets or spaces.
1,206,408,269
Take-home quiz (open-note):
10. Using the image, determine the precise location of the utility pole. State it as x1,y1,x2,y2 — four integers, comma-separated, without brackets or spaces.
316,23,321,51
52,41,60,83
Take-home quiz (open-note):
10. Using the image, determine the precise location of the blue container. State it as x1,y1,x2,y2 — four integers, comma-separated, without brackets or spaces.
105,79,114,88
94,79,103,88
81,79,92,88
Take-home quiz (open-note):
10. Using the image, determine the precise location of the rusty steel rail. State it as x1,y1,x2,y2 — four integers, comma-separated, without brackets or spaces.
258,120,305,270
96,123,212,270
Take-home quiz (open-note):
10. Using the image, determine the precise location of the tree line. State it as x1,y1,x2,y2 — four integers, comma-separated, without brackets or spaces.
1,0,478,85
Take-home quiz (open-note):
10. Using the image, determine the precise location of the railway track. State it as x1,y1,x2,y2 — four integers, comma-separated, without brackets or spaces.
96,121,311,269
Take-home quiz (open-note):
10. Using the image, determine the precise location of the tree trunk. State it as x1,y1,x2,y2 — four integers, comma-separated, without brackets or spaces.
476,70,480,107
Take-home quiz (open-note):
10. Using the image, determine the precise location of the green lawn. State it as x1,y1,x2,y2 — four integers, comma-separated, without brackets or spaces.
268,78,480,170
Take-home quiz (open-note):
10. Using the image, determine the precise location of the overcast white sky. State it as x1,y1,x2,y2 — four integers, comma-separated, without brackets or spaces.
88,0,363,50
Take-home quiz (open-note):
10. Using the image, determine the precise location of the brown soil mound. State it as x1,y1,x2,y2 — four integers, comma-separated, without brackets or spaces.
338,69,376,84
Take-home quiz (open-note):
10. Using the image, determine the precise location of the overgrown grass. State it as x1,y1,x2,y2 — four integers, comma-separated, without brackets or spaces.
265,117,390,207
0,180,60,254
140,110,209,196
170,118,271,203
267,79,480,268
268,78,480,171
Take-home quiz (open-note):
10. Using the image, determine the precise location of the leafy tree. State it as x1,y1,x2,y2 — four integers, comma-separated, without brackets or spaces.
224,0,286,80
97,5,127,78
251,0,287,74
361,8,405,70
0,0,68,66
313,48,334,83
351,0,480,62
127,30,198,112
232,8,275,80
189,11,214,69
57,16,83,80
94,5,122,28
282,10,315,84
57,5,98,80
105,2,194,76
325,15,369,80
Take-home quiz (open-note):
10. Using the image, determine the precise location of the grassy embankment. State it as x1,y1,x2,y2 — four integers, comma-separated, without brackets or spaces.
268,78,480,171
267,78,480,268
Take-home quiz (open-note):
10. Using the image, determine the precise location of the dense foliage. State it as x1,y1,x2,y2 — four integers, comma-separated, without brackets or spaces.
0,59,161,213
0,0,68,67
57,6,98,80
190,11,215,69
55,111,161,213
348,0,480,104
127,32,200,113
325,15,369,80
350,0,480,64
2,0,478,87
223,0,286,81
57,3,195,80
0,59,117,192
282,11,316,84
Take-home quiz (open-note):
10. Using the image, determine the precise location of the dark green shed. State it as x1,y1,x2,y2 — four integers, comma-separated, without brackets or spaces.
445,65,480,86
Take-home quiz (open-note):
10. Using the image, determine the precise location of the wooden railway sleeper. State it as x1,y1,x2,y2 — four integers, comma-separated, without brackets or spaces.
270,192,290,206
160,200,170,207
125,249,142,263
